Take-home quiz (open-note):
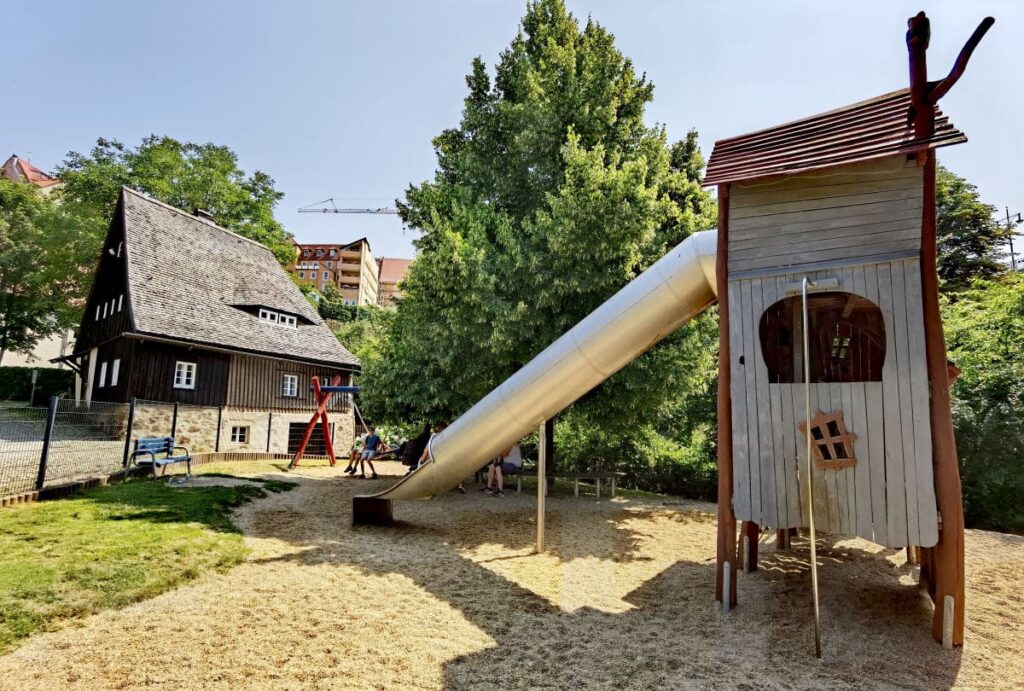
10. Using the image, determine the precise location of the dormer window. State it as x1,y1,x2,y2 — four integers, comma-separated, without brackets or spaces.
258,308,298,328
316,249,324,257
303,249,310,257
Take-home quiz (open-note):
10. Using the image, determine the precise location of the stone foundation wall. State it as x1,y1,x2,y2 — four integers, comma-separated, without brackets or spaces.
130,404,355,456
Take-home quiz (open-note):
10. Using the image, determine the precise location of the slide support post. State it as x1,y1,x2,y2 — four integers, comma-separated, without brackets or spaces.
536,419,548,553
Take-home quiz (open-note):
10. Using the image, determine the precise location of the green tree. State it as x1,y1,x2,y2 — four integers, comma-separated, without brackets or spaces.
944,274,1024,533
0,180,100,364
936,165,1010,288
364,0,716,487
58,136,295,264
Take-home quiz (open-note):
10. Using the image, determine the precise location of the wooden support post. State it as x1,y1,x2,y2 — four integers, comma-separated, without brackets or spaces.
715,183,738,609
776,528,791,550
170,401,179,439
920,151,966,646
906,546,918,565
536,419,548,553
739,521,759,572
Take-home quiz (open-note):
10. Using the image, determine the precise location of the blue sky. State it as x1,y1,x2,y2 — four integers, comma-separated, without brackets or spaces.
4,1,1021,260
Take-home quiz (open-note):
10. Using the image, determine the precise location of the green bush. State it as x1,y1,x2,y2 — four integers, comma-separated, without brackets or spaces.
0,366,74,405
944,275,1024,534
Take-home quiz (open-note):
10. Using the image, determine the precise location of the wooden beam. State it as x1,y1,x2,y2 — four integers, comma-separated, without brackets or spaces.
918,151,966,646
716,183,739,608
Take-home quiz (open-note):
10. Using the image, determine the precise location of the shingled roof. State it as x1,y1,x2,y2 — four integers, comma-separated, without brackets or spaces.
704,88,966,186
120,188,359,369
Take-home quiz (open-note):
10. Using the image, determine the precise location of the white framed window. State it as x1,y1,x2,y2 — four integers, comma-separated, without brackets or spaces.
102,302,108,318
95,305,101,321
316,249,323,257
117,294,123,312
98,361,108,388
174,361,196,389
326,261,333,268
110,358,120,387
323,272,329,280
231,426,250,443
281,373,299,397
258,308,297,328
298,271,305,279
116,241,123,257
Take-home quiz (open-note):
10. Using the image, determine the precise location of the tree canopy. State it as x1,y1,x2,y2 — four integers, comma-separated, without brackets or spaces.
944,273,1024,533
58,136,295,264
0,179,101,364
362,0,717,486
936,164,1011,289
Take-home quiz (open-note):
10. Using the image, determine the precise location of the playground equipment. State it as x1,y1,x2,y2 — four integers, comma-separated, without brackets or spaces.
289,376,362,469
354,12,991,650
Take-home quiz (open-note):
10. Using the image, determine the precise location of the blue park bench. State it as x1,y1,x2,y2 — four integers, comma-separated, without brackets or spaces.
129,436,192,478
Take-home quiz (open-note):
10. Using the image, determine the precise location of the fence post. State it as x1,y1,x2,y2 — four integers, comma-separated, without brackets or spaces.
36,396,58,490
266,412,273,452
121,397,137,468
171,401,179,439
215,406,223,452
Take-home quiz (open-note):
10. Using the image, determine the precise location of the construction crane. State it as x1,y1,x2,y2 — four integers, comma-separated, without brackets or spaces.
298,198,399,215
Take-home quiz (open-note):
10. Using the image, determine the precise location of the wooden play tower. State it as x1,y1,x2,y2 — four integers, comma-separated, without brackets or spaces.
706,12,993,648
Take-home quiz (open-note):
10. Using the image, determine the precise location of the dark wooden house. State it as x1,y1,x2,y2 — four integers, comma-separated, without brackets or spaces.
65,188,360,453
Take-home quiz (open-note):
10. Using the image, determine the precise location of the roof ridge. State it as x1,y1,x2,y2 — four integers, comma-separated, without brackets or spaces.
120,186,279,255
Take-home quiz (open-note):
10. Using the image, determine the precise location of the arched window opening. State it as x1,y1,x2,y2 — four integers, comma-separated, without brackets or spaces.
759,291,885,383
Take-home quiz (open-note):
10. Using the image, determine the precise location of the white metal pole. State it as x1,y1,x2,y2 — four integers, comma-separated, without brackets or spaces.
802,277,823,659
536,420,547,553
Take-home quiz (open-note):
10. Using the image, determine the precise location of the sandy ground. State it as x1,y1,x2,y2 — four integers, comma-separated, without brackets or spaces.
1,461,1022,690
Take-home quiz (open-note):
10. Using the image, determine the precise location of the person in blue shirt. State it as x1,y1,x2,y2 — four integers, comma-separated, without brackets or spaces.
353,426,388,479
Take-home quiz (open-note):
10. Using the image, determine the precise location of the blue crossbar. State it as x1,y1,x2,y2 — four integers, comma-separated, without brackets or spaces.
312,385,360,393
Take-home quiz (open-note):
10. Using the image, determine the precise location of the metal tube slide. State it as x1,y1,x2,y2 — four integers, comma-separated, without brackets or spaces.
359,230,718,502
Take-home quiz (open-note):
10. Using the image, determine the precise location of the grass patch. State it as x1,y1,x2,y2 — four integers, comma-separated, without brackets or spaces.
0,477,293,654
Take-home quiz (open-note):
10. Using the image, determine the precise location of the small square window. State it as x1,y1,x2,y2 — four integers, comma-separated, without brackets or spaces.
231,426,250,444
298,271,305,279
282,374,299,397
174,361,197,389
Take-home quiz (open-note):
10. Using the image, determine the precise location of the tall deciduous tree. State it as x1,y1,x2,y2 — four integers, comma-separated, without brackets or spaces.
364,0,716,481
58,136,295,264
936,164,1010,288
0,180,100,364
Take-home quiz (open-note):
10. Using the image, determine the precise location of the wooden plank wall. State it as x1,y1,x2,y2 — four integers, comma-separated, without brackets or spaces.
728,259,938,548
728,157,924,275
226,354,351,412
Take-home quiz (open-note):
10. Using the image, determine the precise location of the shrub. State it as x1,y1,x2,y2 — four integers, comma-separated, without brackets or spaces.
0,366,74,405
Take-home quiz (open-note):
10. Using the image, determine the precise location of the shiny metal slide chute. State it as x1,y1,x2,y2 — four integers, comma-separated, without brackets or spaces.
353,230,718,516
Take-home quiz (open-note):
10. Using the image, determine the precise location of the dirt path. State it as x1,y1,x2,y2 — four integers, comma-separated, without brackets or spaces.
1,462,1021,689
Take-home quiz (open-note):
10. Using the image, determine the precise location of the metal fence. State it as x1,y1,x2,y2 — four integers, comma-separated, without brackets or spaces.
0,399,129,496
0,397,346,497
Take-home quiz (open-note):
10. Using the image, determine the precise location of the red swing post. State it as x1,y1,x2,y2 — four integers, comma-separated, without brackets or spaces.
288,374,341,468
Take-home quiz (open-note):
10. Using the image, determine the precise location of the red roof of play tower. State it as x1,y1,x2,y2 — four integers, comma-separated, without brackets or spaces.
703,88,966,186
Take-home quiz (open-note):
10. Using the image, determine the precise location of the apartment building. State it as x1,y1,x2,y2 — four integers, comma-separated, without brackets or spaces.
293,239,379,306
376,257,413,306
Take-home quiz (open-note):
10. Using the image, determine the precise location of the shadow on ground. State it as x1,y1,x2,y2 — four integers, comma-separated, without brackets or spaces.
237,466,963,689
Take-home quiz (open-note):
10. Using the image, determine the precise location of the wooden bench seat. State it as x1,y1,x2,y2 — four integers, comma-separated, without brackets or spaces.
475,465,624,498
